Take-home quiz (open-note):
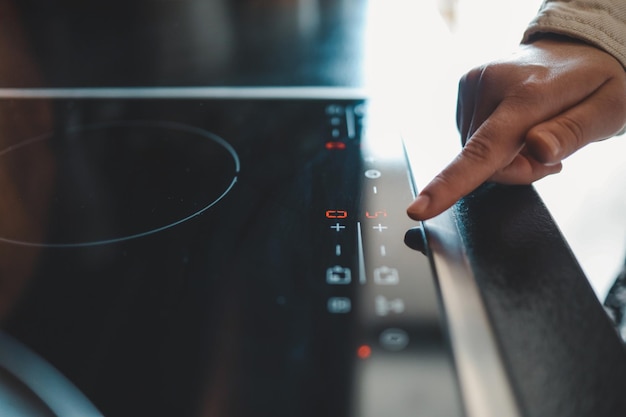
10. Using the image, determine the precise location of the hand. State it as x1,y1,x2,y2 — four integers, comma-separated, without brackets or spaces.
407,35,626,220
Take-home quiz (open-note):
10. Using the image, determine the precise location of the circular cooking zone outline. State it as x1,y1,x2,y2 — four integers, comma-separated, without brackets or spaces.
0,120,240,248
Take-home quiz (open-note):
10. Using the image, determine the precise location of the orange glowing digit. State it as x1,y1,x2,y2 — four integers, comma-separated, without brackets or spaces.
365,210,387,219
326,210,348,219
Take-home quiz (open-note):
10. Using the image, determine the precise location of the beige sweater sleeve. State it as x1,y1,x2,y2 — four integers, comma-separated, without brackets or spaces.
523,0,626,68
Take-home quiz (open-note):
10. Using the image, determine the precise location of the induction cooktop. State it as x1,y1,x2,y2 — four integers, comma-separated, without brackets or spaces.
0,88,517,417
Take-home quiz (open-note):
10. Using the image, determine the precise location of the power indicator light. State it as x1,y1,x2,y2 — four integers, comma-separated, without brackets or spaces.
357,345,372,359
325,141,346,150
326,210,348,219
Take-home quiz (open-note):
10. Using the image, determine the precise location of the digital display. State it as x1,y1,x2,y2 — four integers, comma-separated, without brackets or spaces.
0,97,464,417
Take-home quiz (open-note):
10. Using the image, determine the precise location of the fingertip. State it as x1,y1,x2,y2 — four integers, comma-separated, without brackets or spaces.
526,128,562,165
407,194,431,221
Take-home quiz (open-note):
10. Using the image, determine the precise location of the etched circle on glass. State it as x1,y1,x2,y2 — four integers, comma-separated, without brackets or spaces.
0,121,240,247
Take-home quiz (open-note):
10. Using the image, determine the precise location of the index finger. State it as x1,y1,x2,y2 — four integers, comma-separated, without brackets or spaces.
407,101,529,220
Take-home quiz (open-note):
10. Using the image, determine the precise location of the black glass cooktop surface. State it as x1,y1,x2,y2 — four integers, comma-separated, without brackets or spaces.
0,95,464,417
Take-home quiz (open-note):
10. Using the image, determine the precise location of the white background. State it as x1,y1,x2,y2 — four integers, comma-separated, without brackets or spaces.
364,0,626,300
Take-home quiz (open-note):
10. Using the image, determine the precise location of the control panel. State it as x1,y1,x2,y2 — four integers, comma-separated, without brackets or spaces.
318,100,465,417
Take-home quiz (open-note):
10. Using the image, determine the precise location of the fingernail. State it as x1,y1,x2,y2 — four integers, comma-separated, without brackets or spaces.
538,131,561,159
407,194,430,219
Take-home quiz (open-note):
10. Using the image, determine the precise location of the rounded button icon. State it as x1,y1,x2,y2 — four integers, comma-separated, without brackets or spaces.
365,169,381,179
325,104,344,116
353,103,366,117
379,328,409,351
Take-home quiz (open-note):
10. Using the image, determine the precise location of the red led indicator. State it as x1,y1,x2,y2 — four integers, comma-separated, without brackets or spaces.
325,141,346,150
357,345,372,359
326,210,348,219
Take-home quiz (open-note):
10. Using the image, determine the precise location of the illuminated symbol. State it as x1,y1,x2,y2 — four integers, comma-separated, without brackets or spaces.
336,245,342,256
326,210,348,219
326,266,352,285
330,223,346,232
365,210,387,219
325,141,346,150
365,169,381,179
379,328,409,351
380,245,386,256
327,297,352,313
357,345,372,359
375,296,405,316
373,186,378,194
326,104,344,115
372,224,388,232
332,129,341,138
373,266,399,285
330,117,342,126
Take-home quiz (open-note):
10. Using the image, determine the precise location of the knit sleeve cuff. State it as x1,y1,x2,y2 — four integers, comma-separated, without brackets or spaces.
522,0,626,69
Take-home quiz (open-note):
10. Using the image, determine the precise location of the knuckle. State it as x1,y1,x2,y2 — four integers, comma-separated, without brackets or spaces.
461,136,497,166
459,65,484,88
505,78,547,112
475,63,501,89
555,114,585,146
460,63,504,93
516,77,545,98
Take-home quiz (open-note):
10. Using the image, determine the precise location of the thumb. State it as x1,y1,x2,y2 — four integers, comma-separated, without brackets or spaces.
525,117,584,166
526,81,626,165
